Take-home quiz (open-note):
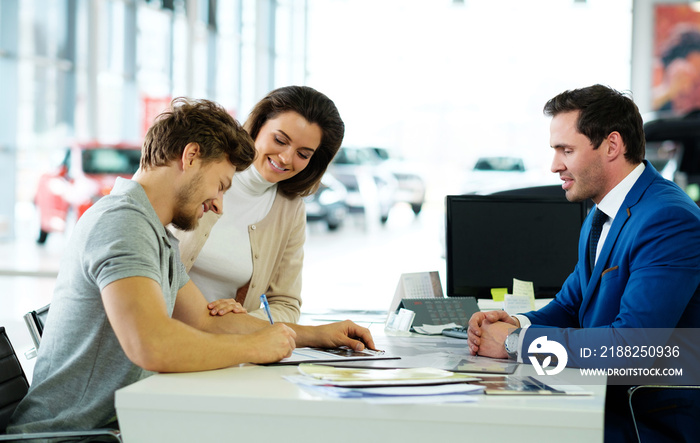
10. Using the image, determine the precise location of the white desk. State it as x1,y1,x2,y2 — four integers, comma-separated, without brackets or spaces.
115,332,605,443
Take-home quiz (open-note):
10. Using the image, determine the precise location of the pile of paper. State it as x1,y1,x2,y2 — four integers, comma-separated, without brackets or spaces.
284,364,485,404
412,322,461,335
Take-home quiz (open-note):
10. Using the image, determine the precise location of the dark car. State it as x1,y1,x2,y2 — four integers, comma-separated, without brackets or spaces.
304,173,348,230
34,142,142,244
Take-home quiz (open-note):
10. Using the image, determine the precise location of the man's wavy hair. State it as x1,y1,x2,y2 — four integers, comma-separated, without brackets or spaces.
141,97,256,172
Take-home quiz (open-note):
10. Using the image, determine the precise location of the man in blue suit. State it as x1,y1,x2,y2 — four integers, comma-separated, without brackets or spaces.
467,84,700,442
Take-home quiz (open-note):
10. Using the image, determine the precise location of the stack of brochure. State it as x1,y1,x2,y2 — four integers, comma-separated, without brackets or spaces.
283,364,485,404
474,375,594,396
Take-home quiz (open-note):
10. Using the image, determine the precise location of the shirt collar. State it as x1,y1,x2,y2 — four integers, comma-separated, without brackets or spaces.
112,177,173,247
596,162,645,220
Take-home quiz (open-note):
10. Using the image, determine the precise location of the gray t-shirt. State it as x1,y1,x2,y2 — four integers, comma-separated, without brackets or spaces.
8,178,189,433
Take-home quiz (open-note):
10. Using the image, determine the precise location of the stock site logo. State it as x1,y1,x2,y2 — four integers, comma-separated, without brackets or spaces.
528,336,568,375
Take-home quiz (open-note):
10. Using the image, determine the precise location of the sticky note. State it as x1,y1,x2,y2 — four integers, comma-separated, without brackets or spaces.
512,278,535,299
491,288,508,302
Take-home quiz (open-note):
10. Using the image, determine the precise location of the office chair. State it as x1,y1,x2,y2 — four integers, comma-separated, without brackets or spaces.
22,304,49,352
628,384,700,443
0,326,122,442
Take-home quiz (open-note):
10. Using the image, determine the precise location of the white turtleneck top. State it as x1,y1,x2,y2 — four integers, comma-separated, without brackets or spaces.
188,166,277,302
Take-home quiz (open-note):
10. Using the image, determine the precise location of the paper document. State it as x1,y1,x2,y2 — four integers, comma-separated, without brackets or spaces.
285,375,483,404
273,347,399,365
285,363,484,404
287,380,482,404
326,335,519,375
295,363,478,386
504,278,536,314
412,322,460,335
476,375,593,396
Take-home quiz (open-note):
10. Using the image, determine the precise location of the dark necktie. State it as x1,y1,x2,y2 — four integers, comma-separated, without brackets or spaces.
589,209,608,269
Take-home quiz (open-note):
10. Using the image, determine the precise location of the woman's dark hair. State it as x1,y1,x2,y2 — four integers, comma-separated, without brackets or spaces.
245,86,345,197
142,97,255,172
543,84,645,164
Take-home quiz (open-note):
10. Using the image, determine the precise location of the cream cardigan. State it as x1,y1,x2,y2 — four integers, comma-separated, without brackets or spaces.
173,189,305,323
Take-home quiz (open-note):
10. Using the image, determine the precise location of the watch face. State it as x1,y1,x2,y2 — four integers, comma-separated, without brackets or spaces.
505,330,519,353
505,334,515,352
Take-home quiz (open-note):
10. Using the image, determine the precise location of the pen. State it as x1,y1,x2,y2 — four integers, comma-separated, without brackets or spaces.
260,294,274,324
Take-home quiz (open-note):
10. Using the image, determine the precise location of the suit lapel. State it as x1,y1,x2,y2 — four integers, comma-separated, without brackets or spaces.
578,161,659,322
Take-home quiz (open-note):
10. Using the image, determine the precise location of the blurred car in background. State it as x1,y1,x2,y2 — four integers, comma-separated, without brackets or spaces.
328,147,399,224
460,155,558,195
367,147,427,215
34,142,142,244
304,172,348,230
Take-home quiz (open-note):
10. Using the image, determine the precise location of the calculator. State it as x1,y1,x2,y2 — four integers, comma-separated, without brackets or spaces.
397,297,479,328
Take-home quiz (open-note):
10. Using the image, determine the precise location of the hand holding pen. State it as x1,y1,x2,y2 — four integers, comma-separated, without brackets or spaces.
259,294,379,354
260,294,274,324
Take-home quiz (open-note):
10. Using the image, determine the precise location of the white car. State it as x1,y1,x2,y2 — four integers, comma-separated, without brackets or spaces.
460,156,558,195
369,147,427,215
329,147,399,224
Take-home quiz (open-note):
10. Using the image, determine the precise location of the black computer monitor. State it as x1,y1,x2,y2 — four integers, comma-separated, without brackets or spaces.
445,194,588,299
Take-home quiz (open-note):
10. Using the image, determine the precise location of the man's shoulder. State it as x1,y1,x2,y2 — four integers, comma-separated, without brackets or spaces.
629,166,698,211
72,193,167,262
630,179,700,233
643,178,700,211
76,194,175,291
85,188,159,230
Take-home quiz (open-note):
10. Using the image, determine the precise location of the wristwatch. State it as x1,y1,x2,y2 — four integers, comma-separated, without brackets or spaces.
504,327,522,360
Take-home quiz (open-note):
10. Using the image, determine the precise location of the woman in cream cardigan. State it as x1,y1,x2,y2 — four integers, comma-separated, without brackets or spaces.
173,86,344,323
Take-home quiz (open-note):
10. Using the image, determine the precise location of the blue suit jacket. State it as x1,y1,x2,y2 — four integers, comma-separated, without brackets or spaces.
522,161,700,365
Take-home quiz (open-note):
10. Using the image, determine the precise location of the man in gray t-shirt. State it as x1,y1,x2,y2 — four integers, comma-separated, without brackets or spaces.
8,98,376,434
9,178,189,431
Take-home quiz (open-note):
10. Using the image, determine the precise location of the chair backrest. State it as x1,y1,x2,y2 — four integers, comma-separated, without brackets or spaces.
23,304,50,350
0,327,30,433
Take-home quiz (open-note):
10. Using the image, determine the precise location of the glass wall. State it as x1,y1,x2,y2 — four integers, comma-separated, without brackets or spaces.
305,0,634,199
1,0,307,241
0,0,640,317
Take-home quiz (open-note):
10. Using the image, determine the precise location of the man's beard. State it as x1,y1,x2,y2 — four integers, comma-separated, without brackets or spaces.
171,171,204,232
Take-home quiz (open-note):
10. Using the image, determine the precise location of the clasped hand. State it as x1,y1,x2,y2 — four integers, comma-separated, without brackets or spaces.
467,310,519,359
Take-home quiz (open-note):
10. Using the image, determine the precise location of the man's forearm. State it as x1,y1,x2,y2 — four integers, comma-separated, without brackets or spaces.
200,311,271,334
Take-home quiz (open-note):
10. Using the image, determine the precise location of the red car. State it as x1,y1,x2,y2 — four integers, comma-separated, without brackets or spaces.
34,142,142,244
